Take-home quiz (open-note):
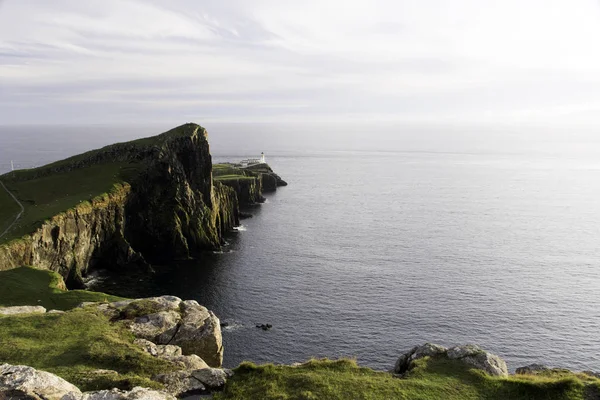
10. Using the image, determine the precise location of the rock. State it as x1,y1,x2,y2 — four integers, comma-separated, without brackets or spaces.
0,363,81,400
515,364,551,375
67,386,176,400
157,300,223,367
255,323,272,331
47,309,66,314
191,368,233,390
166,355,209,371
128,311,181,341
153,371,206,397
156,344,182,358
134,338,159,357
394,343,447,374
447,344,508,377
0,306,47,315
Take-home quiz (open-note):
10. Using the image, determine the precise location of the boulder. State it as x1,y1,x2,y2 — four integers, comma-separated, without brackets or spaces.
65,386,176,400
153,371,206,397
133,339,182,358
394,343,447,374
47,310,66,314
515,364,551,375
128,311,181,341
191,368,233,390
166,355,209,371
394,343,508,377
156,300,223,367
0,306,47,316
447,344,508,377
0,364,81,400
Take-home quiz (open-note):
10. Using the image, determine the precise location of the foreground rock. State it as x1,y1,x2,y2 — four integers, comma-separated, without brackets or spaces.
64,387,176,400
0,305,47,315
0,364,81,400
395,343,508,377
153,368,233,397
81,296,223,367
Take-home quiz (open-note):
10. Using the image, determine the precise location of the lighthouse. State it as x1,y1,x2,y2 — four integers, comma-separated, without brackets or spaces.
260,152,265,163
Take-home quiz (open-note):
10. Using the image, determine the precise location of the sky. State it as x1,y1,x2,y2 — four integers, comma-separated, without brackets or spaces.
1,0,600,126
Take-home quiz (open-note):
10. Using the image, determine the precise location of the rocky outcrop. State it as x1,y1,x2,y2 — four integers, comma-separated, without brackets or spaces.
64,387,175,400
394,343,508,377
0,123,240,287
80,296,223,368
0,364,81,400
0,305,47,315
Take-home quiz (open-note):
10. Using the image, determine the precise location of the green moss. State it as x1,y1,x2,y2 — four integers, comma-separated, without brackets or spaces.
215,358,597,400
214,175,257,182
0,266,123,311
120,299,165,319
0,309,177,391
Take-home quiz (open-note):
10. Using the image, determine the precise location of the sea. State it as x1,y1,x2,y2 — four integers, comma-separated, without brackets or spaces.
1,122,600,372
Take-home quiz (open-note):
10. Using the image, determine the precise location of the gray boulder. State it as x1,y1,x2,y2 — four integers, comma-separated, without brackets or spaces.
156,300,223,367
394,343,447,374
166,355,209,371
0,306,47,315
65,387,176,400
153,371,206,397
0,364,81,400
191,368,233,390
394,343,508,377
447,344,508,377
128,311,181,341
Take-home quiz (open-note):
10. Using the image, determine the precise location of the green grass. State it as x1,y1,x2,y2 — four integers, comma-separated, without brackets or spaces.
0,309,177,391
0,162,141,243
215,358,599,400
0,266,123,311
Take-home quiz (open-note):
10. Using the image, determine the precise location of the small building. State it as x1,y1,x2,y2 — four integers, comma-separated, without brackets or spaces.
239,152,266,168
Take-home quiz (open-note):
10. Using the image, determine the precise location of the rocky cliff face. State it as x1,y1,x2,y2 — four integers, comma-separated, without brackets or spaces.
0,123,240,287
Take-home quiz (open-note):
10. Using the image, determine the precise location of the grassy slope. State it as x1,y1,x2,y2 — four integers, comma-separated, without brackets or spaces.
0,267,176,391
0,267,122,311
0,310,174,391
216,359,599,400
213,164,257,182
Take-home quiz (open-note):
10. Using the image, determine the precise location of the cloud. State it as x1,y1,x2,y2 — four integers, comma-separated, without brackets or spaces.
1,0,600,125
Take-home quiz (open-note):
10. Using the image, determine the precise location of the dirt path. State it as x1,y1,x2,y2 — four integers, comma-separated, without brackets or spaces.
0,180,24,239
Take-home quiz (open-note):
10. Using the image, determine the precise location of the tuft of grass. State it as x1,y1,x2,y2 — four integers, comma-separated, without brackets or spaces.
0,266,123,311
0,309,177,391
215,357,597,400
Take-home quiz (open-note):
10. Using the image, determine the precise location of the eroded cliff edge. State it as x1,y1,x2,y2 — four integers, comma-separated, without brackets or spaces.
0,123,241,287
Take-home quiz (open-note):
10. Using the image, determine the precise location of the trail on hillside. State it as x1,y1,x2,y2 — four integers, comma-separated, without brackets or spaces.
0,180,24,239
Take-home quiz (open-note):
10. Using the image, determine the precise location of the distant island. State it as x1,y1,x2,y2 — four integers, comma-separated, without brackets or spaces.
0,124,598,399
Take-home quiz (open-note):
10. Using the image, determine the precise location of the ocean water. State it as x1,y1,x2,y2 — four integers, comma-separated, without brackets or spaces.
2,123,600,372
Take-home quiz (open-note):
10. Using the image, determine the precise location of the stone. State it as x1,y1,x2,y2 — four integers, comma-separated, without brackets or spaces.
447,344,508,377
133,338,158,357
128,311,181,341
394,343,447,374
166,355,209,371
69,386,176,400
47,309,66,314
0,363,81,400
515,364,551,375
153,371,206,397
0,306,46,316
156,344,182,358
156,301,223,367
191,368,233,390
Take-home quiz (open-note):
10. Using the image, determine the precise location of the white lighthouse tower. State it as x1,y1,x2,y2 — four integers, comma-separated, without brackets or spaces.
260,152,265,164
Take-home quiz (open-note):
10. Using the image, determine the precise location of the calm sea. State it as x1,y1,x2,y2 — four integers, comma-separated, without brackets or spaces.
1,123,600,372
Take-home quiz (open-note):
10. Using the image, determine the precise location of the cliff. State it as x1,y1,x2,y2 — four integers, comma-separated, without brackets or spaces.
213,162,287,206
0,123,239,287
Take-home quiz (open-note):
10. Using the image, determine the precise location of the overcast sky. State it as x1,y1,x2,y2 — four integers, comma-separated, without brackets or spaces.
1,0,600,126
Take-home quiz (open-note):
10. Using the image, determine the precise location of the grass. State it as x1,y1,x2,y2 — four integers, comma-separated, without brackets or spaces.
0,266,123,311
215,358,600,400
0,309,177,391
214,174,257,182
